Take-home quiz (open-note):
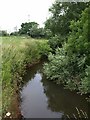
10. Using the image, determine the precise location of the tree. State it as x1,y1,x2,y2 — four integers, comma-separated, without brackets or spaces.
10,32,19,36
19,22,38,35
44,0,90,50
44,6,90,94
45,1,90,37
66,6,90,94
0,30,9,36
18,22,46,38
28,23,39,37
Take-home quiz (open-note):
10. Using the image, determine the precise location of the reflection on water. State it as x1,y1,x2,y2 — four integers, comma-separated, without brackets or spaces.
20,62,89,119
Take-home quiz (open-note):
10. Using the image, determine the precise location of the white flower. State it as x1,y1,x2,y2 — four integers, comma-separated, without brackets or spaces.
6,112,11,117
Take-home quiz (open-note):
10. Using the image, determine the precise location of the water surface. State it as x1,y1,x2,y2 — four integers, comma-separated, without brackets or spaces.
20,62,89,118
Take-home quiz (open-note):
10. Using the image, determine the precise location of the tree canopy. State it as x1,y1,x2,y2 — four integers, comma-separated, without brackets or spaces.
18,22,46,38
45,1,90,37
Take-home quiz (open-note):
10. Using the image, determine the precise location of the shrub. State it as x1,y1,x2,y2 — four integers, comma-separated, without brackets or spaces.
43,7,90,95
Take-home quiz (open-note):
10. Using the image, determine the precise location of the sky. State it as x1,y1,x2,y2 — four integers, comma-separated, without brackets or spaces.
0,0,55,33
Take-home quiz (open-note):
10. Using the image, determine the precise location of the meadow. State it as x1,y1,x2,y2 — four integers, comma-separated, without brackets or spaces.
1,36,51,117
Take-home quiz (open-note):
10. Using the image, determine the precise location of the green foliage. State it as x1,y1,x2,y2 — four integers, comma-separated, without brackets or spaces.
44,6,90,95
45,1,90,36
10,32,19,36
79,66,90,94
0,30,9,36
44,1,90,51
44,48,69,84
44,29,53,39
18,22,46,38
19,22,38,35
48,35,66,51
2,46,25,112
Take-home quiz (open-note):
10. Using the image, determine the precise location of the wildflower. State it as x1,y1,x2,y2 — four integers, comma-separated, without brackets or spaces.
6,112,11,117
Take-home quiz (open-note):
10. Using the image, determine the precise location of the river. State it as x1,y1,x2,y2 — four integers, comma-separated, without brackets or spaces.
20,61,89,119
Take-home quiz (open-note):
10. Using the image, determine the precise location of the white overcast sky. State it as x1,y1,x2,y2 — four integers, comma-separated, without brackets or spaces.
0,0,55,32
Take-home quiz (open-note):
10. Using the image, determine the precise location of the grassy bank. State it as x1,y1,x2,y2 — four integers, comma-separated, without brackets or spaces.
1,36,51,118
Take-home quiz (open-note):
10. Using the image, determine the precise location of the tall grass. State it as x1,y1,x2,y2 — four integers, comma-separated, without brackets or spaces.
1,36,51,116
0,37,2,119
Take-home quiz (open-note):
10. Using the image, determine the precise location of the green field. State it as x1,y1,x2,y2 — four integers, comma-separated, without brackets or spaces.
1,36,51,117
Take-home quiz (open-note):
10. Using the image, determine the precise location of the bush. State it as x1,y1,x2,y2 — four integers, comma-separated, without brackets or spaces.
48,35,66,51
44,48,69,84
43,7,90,95
79,66,90,94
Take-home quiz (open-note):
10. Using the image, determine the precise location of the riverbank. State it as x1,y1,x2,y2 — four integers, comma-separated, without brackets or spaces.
1,36,51,118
